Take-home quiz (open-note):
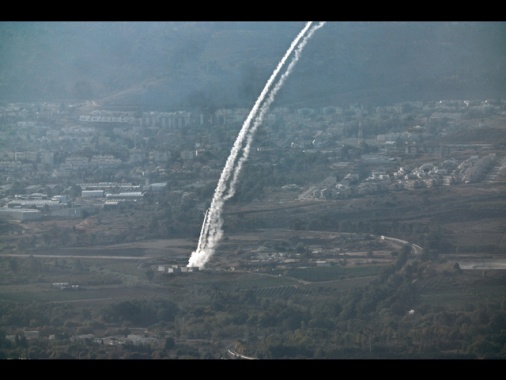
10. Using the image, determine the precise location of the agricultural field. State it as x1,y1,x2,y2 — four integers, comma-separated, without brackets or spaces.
2,174,506,358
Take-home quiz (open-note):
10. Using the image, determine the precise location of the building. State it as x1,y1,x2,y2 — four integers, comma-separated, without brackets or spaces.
0,208,42,221
82,190,104,198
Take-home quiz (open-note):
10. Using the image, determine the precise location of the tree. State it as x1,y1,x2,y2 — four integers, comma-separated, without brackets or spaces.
72,259,84,273
66,184,82,198
145,269,155,282
8,258,19,272
164,336,175,350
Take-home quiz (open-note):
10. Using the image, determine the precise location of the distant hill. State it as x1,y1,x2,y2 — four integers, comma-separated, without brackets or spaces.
1,21,505,110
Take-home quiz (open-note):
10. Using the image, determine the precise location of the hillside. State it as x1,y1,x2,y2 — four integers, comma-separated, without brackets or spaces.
1,22,506,109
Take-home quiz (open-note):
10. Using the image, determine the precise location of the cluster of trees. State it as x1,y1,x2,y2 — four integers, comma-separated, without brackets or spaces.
461,154,497,183
1,250,506,359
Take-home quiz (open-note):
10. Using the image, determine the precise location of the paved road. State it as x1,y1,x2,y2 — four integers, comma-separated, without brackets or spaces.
227,347,257,360
380,235,422,255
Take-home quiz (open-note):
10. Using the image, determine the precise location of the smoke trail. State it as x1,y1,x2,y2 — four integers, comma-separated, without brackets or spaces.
189,22,324,268
188,22,325,269
196,209,209,254
189,22,314,267
224,22,326,201
189,22,314,266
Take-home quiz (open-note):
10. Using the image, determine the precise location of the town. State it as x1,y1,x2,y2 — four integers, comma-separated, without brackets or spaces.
1,98,505,224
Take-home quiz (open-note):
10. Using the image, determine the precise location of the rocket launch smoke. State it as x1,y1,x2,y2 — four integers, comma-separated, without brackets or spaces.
188,22,326,269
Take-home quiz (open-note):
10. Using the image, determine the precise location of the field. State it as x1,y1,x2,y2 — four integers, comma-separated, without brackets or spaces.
2,176,506,301
1,221,505,309
2,166,506,358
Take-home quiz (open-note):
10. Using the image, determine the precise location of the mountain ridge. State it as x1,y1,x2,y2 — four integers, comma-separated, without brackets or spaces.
1,21,505,109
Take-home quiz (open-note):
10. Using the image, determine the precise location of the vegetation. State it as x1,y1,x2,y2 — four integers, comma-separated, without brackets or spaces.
0,241,505,359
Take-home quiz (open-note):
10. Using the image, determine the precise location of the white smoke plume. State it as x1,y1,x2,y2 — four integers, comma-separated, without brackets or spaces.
194,21,314,259
224,22,326,201
188,22,326,269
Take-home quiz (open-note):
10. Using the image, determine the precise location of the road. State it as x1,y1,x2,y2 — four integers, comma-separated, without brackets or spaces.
226,347,257,360
380,235,422,255
0,253,154,260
